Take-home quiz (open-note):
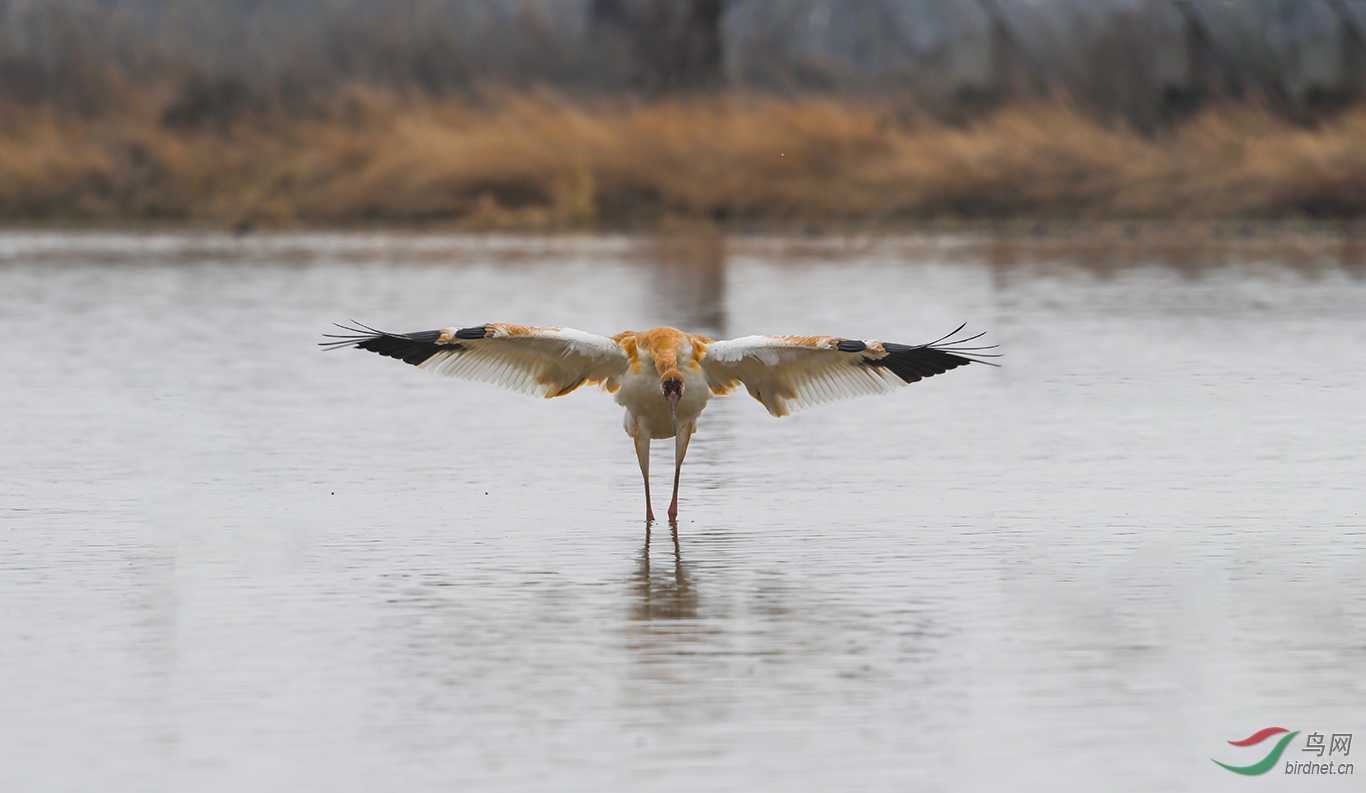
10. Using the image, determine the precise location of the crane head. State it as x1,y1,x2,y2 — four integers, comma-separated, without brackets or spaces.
661,369,683,431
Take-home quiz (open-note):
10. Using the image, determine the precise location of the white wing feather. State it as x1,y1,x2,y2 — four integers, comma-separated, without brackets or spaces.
702,336,902,416
420,327,628,397
325,323,629,398
701,329,991,417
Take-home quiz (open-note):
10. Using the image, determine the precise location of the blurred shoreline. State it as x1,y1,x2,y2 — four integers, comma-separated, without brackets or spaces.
2,219,1361,275
7,1,1366,230
5,92,1366,231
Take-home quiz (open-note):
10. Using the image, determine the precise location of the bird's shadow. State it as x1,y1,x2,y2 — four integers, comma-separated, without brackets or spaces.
628,520,698,621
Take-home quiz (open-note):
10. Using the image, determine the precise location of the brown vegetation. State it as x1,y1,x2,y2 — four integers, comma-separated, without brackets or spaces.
2,90,1365,229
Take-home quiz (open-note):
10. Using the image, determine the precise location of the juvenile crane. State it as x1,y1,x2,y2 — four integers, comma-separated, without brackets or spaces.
322,322,997,522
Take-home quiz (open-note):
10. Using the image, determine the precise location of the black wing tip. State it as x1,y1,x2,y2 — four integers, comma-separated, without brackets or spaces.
868,325,1001,383
319,321,373,351
318,321,458,366
916,325,1003,367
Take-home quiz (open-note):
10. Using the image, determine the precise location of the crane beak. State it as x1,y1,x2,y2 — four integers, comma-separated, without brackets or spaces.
667,391,679,433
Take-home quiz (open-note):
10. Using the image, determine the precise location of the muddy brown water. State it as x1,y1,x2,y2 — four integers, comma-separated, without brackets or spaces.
1,232,1363,792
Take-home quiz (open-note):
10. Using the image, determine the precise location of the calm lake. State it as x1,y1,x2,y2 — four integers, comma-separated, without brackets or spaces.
1,231,1363,792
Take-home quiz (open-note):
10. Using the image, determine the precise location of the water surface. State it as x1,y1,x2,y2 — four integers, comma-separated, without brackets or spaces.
1,232,1363,792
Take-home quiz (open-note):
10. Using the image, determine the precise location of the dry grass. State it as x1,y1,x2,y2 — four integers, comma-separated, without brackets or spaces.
2,91,1365,229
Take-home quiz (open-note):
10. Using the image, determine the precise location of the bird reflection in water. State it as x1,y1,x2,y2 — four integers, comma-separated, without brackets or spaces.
630,521,698,621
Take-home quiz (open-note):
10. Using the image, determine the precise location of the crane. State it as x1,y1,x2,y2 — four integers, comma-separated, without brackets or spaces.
322,322,997,523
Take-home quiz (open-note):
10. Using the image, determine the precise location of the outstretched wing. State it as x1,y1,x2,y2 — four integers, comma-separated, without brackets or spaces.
700,324,997,417
321,322,629,398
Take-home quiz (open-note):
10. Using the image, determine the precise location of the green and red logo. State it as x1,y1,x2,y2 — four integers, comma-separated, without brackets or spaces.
1213,727,1301,775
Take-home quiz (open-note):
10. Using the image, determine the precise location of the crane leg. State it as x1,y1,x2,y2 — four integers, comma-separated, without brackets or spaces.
667,424,693,522
633,429,653,523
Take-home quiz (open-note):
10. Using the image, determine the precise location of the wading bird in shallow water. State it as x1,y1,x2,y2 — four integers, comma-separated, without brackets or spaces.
322,322,997,522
